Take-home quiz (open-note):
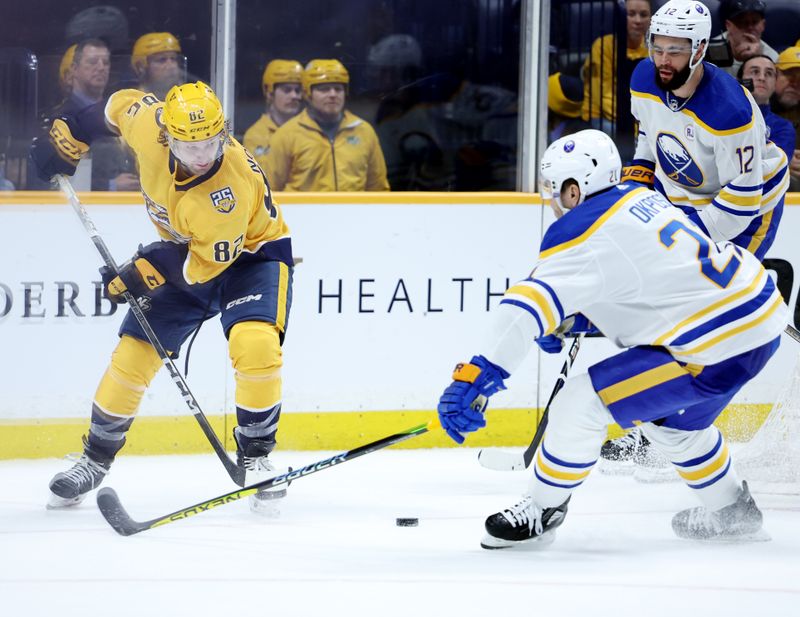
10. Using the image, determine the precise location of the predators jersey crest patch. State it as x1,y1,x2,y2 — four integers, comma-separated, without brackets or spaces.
210,187,236,214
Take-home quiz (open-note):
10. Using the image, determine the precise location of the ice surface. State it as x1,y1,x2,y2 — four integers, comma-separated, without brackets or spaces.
1,448,798,617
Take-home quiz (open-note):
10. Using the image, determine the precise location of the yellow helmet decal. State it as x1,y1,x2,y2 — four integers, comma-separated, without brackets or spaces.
302,59,349,98
162,81,225,140
131,32,181,72
262,59,303,93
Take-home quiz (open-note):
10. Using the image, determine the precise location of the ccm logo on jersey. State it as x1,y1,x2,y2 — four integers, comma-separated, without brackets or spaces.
226,294,263,309
210,187,236,213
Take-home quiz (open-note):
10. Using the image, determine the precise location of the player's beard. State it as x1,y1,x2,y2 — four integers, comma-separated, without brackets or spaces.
655,62,692,92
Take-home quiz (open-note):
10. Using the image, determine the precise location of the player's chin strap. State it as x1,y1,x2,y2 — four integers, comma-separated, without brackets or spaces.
56,174,246,487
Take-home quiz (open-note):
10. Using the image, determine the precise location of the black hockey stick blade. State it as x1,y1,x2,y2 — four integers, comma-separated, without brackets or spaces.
478,334,583,471
97,422,430,536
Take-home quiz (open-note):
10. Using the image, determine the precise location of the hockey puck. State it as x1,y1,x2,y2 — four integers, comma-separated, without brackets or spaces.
396,517,419,527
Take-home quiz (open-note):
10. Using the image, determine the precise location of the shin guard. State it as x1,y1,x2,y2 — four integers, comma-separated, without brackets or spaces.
529,373,614,508
90,335,162,460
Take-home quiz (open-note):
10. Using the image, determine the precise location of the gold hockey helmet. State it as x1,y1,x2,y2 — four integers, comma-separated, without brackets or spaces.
131,32,181,73
302,59,349,98
262,59,303,94
162,81,225,141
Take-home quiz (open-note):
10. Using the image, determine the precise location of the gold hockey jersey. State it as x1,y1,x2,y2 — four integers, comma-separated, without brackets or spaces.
104,89,291,284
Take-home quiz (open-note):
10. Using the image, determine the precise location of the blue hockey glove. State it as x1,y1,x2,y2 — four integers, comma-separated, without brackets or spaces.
437,355,510,444
536,334,565,354
536,313,599,353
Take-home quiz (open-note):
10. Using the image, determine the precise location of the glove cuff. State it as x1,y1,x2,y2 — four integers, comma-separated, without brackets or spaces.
451,355,509,397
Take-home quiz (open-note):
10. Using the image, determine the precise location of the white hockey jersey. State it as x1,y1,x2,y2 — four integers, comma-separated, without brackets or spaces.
630,60,789,244
483,184,787,372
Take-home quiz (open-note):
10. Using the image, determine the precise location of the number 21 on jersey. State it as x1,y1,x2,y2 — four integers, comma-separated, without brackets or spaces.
659,220,741,288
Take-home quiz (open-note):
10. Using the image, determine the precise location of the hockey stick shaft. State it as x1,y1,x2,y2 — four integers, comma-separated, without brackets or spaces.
520,334,583,468
784,324,800,344
56,175,245,486
96,422,430,536
477,334,583,471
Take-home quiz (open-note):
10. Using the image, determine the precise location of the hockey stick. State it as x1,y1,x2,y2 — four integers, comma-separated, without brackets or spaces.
56,175,246,487
784,324,800,344
96,422,430,536
477,334,583,471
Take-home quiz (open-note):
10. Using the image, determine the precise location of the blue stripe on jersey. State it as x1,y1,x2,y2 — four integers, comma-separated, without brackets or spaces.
534,467,583,490
764,164,788,195
690,458,732,490
541,443,596,469
500,298,545,335
539,185,638,254
674,431,723,468
670,276,775,346
711,200,759,216
534,279,565,323
631,61,753,133
727,182,763,192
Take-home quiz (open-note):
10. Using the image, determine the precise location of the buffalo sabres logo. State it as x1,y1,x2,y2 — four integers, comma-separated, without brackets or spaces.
210,187,236,214
563,140,575,153
655,132,704,188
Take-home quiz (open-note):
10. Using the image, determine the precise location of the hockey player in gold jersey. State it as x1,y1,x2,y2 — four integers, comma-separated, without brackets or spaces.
31,82,294,515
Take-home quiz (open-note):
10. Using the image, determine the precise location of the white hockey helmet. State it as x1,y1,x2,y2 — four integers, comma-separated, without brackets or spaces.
539,129,622,211
648,0,712,71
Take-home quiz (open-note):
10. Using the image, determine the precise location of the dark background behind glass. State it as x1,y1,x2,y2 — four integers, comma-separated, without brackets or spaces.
234,0,521,191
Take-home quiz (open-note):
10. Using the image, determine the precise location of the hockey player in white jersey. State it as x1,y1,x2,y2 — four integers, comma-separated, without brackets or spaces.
603,0,790,469
437,129,787,548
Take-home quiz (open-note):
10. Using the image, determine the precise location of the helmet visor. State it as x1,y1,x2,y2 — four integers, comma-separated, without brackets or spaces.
168,133,224,172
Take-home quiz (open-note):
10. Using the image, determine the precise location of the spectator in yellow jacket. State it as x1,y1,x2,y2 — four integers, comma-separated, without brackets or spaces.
243,59,304,171
265,59,389,191
581,0,651,131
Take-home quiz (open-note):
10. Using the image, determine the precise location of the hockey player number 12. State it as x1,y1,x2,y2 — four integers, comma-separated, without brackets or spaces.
659,220,742,288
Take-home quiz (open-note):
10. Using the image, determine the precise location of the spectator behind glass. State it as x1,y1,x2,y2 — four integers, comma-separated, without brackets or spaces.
709,0,777,77
548,72,591,143
130,32,184,100
57,38,110,116
581,0,652,133
265,59,389,191
243,60,304,172
366,34,450,190
92,32,184,191
738,55,795,163
772,46,800,191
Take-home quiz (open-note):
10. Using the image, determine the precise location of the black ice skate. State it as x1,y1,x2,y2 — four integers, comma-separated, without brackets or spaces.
48,450,111,509
237,439,287,516
481,495,570,549
672,481,769,541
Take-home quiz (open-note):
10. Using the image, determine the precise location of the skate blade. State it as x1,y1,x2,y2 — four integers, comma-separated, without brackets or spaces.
480,530,557,550
248,490,286,517
46,492,86,509
699,528,772,543
597,459,635,476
